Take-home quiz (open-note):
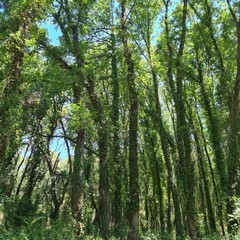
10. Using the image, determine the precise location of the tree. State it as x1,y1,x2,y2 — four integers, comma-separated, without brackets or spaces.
121,0,140,239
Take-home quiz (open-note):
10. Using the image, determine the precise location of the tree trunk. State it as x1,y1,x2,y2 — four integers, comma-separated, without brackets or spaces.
0,9,28,197
111,32,123,233
226,3,240,230
121,1,139,239
197,108,225,235
163,0,196,237
196,53,226,194
86,76,110,239
71,129,85,234
145,19,184,236
194,132,216,233
174,0,197,237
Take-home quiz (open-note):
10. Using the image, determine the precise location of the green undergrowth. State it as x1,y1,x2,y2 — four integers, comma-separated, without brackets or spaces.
0,228,239,240
0,222,74,240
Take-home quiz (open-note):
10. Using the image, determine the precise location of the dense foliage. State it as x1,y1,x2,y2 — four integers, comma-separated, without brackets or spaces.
0,0,240,239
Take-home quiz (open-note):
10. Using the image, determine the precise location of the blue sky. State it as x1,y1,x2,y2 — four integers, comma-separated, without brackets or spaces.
42,21,61,46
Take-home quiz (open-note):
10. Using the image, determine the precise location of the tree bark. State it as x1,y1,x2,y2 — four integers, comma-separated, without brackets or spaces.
226,1,240,231
85,76,110,240
121,1,139,239
111,32,123,233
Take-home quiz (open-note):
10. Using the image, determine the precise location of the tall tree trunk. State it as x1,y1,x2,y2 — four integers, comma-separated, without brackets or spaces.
70,5,86,233
71,129,85,234
194,48,227,234
150,52,184,239
163,0,196,237
187,107,216,232
144,14,184,236
196,50,226,194
144,120,165,233
121,1,139,239
0,8,29,197
111,32,123,233
86,76,110,239
197,107,225,235
226,1,240,231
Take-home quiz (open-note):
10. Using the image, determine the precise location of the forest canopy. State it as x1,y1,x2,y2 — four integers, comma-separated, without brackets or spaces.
0,0,240,239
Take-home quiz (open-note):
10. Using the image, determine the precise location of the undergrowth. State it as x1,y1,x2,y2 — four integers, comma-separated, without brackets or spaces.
0,226,239,240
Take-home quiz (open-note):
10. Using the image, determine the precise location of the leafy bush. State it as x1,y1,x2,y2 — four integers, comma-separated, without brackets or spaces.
3,196,39,228
0,220,75,240
228,197,240,231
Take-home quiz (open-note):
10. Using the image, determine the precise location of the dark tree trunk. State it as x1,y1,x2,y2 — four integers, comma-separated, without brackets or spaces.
111,32,123,233
194,133,216,233
144,16,184,235
196,53,226,193
86,76,110,239
121,1,139,239
165,0,197,237
167,180,172,233
226,3,240,231
163,0,196,237
197,108,225,235
0,10,29,197
71,129,85,234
